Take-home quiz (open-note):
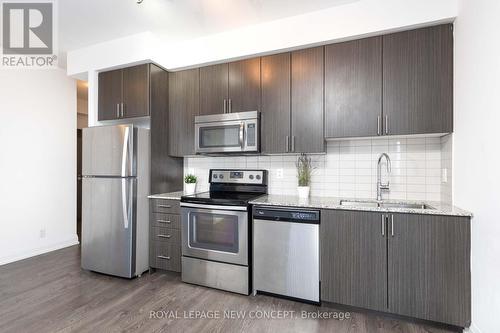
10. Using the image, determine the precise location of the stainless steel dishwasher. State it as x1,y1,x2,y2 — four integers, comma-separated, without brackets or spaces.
252,206,320,303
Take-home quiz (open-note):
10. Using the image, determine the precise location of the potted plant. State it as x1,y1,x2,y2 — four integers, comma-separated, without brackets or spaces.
296,153,313,199
184,174,197,195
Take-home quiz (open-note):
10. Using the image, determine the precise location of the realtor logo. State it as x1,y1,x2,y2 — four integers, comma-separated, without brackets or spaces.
1,1,57,68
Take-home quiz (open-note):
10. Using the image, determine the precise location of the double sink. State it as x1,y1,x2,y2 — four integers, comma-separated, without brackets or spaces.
339,200,434,210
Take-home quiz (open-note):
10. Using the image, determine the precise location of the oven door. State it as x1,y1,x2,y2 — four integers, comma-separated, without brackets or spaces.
181,203,248,265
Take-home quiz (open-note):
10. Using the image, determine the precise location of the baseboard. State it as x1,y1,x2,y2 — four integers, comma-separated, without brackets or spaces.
0,235,80,266
464,323,483,333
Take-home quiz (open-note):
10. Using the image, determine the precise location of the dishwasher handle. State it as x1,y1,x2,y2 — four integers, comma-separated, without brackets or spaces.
253,206,320,224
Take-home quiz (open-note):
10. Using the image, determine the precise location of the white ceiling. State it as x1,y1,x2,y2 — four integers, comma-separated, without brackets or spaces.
59,0,357,53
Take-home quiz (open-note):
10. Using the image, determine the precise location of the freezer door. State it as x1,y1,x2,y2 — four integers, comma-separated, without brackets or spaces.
82,125,135,177
81,177,136,278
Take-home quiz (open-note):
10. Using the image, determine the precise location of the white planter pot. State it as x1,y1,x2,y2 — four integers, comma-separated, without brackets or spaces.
297,186,310,199
185,183,196,195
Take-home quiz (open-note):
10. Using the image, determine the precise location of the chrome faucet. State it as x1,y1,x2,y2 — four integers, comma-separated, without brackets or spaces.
377,153,391,201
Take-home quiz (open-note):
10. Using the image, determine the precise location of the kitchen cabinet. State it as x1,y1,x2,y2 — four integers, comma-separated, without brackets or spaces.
149,199,182,272
261,53,291,154
199,63,228,115
98,63,151,121
291,47,325,153
97,69,122,121
320,209,471,327
325,37,382,138
320,209,387,312
199,59,261,115
383,24,453,135
150,65,184,195
387,213,471,327
228,58,261,113
168,68,200,157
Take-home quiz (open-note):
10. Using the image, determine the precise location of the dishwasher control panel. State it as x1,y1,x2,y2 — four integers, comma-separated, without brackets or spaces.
253,206,320,224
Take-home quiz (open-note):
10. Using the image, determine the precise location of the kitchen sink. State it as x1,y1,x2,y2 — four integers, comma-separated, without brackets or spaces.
339,200,434,210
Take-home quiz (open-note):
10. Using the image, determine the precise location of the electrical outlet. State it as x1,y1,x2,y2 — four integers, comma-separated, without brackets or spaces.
442,168,448,183
40,228,46,239
276,168,284,179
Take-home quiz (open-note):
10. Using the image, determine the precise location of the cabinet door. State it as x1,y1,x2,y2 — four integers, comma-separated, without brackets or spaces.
168,69,200,157
261,53,291,154
321,210,387,312
388,214,471,327
199,63,228,115
98,69,122,121
228,58,261,113
122,64,150,118
291,47,324,153
325,37,382,138
383,24,453,135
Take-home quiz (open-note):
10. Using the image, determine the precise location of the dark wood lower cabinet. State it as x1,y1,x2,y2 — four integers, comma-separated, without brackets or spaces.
387,213,471,327
320,210,387,312
321,209,471,327
149,199,182,273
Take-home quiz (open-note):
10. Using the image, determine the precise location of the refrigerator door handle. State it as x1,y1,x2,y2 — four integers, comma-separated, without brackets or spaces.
121,178,129,229
121,126,130,177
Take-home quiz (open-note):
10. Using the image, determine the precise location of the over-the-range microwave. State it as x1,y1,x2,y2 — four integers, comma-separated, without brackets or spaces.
194,111,260,154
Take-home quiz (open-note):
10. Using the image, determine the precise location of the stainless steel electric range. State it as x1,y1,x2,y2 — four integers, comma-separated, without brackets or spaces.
180,169,268,295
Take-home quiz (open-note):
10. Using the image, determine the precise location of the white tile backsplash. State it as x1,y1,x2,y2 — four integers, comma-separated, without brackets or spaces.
184,136,452,202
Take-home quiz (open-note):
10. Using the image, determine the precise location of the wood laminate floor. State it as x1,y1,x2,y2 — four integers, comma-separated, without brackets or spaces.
0,246,458,333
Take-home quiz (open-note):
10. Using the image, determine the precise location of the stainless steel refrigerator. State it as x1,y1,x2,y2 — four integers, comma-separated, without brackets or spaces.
81,124,150,278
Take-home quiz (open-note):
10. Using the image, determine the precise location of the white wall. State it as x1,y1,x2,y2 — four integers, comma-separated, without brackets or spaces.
454,1,500,332
185,136,445,202
0,69,79,265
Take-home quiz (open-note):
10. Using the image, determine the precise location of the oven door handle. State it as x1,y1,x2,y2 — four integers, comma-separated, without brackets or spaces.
180,202,248,211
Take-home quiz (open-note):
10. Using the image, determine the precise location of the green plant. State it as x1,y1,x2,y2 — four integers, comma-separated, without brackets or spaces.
184,174,197,184
296,153,313,187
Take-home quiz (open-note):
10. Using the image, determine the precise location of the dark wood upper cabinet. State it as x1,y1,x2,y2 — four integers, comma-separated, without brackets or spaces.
321,209,387,312
98,69,122,121
291,47,325,153
228,58,261,113
199,63,229,115
261,53,291,154
122,64,150,118
383,24,453,135
168,69,200,157
98,64,151,121
325,37,382,138
388,213,471,327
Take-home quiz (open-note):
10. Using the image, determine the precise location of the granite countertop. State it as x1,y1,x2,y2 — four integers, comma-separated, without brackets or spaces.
249,195,473,217
148,191,190,200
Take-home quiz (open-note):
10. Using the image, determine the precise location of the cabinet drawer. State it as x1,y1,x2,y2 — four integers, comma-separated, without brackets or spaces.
152,226,181,244
151,213,181,229
150,241,181,272
151,199,180,214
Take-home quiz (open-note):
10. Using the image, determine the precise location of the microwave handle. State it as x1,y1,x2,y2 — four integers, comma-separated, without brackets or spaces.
239,122,245,148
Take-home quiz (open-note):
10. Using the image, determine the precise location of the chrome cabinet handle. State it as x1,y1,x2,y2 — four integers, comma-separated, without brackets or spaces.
158,204,171,208
377,115,381,135
381,215,385,236
223,99,227,113
391,214,394,237
120,103,124,118
157,220,171,224
116,104,120,118
385,115,389,135
157,234,172,238
228,99,232,113
157,255,171,260
285,136,289,152
291,136,296,152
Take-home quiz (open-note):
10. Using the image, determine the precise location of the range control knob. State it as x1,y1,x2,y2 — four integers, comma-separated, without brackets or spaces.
256,174,261,180
249,175,254,180
219,174,224,179
213,174,218,179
